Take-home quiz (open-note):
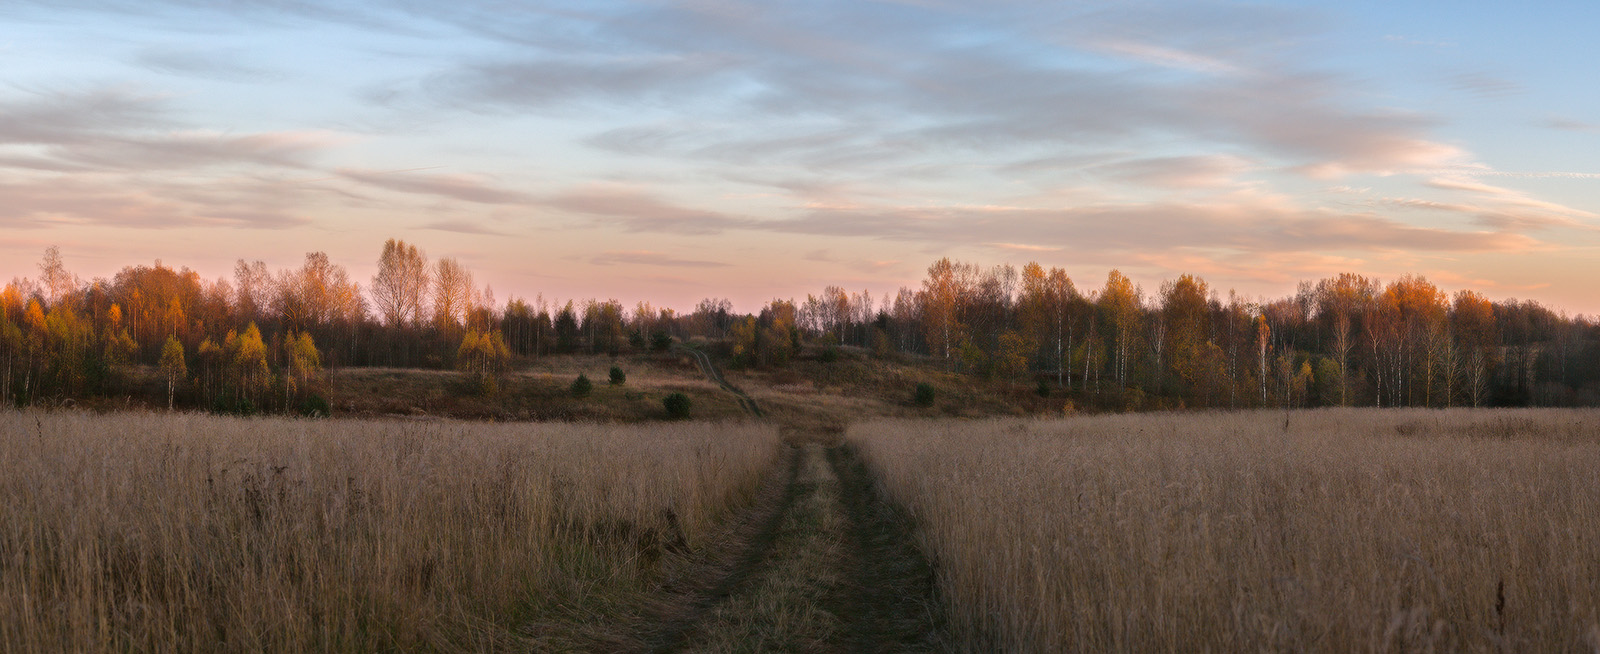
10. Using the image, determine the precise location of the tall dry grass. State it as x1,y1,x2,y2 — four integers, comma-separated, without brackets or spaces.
0,411,778,652
852,409,1600,652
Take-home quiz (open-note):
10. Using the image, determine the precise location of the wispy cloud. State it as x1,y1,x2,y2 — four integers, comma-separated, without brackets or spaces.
1088,40,1243,75
338,168,534,204
1539,118,1600,133
589,250,730,268
547,185,750,235
1093,155,1251,189
988,243,1062,253
1449,72,1523,99
420,220,507,235
135,47,277,82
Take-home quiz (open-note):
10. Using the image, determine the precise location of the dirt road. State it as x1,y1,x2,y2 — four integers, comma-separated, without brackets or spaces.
635,347,945,651
631,442,947,653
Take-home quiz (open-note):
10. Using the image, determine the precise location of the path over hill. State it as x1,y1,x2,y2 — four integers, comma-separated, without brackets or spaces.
676,345,763,418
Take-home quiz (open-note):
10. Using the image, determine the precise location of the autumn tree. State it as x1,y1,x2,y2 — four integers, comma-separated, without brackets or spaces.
233,259,270,327
286,332,321,401
1314,273,1376,406
920,258,971,363
432,257,473,336
995,330,1032,382
1376,275,1447,406
1017,263,1050,376
457,329,510,395
276,252,363,336
1452,290,1498,407
1046,268,1081,388
1160,273,1211,402
226,323,271,411
371,239,430,328
1256,315,1271,406
159,335,186,410
1099,270,1142,387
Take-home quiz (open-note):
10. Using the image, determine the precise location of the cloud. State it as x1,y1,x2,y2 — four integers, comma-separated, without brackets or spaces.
1538,118,1600,133
546,185,750,235
135,47,277,82
1092,155,1251,189
0,86,167,145
1087,39,1242,75
589,250,730,268
419,220,507,235
1449,72,1523,99
0,87,338,172
988,243,1062,253
0,176,311,229
338,168,534,204
536,180,1545,259
362,1,1462,182
1425,176,1597,221
423,53,741,113
766,201,1533,256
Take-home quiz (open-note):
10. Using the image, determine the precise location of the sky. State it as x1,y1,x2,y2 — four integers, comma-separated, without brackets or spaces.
3,0,1600,315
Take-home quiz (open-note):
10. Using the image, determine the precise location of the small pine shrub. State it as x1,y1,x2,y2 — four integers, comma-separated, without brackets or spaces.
570,374,593,398
609,366,626,385
299,394,331,418
1036,379,1051,398
914,382,936,407
663,392,692,419
819,347,839,363
651,331,673,351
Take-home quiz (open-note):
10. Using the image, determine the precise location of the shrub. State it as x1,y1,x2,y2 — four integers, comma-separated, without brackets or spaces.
662,392,691,419
570,374,593,398
628,331,647,349
914,382,936,407
1036,379,1051,398
609,366,626,385
299,394,331,418
651,331,673,351
819,347,839,363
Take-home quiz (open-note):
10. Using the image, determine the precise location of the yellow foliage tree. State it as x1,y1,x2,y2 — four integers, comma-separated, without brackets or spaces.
457,329,510,395
159,335,186,410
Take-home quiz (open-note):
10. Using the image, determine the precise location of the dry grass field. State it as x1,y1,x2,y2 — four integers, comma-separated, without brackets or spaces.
329,352,751,422
0,411,779,653
851,409,1600,653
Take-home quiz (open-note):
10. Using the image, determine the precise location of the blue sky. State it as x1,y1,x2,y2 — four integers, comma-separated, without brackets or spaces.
3,0,1599,314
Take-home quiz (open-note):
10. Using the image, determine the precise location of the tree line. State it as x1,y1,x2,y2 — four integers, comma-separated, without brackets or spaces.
3,243,1597,412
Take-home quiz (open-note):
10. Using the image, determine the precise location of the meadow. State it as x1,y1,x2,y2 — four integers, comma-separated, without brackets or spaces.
852,409,1600,652
0,411,779,652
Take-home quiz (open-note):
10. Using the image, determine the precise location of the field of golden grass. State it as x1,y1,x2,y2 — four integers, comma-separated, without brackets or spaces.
852,409,1600,653
0,411,779,652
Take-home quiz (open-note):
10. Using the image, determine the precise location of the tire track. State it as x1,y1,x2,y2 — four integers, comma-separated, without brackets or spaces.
642,445,803,653
629,440,949,653
676,345,763,417
828,444,951,653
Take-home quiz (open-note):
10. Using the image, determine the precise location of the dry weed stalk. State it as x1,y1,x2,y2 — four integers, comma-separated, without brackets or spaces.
852,408,1600,653
0,411,778,653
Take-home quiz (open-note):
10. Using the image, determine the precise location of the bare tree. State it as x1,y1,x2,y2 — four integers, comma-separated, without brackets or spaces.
233,260,270,325
371,239,430,328
37,246,76,307
432,258,473,334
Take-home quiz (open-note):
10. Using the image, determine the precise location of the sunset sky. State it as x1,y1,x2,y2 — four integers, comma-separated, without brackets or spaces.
3,1,1599,314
